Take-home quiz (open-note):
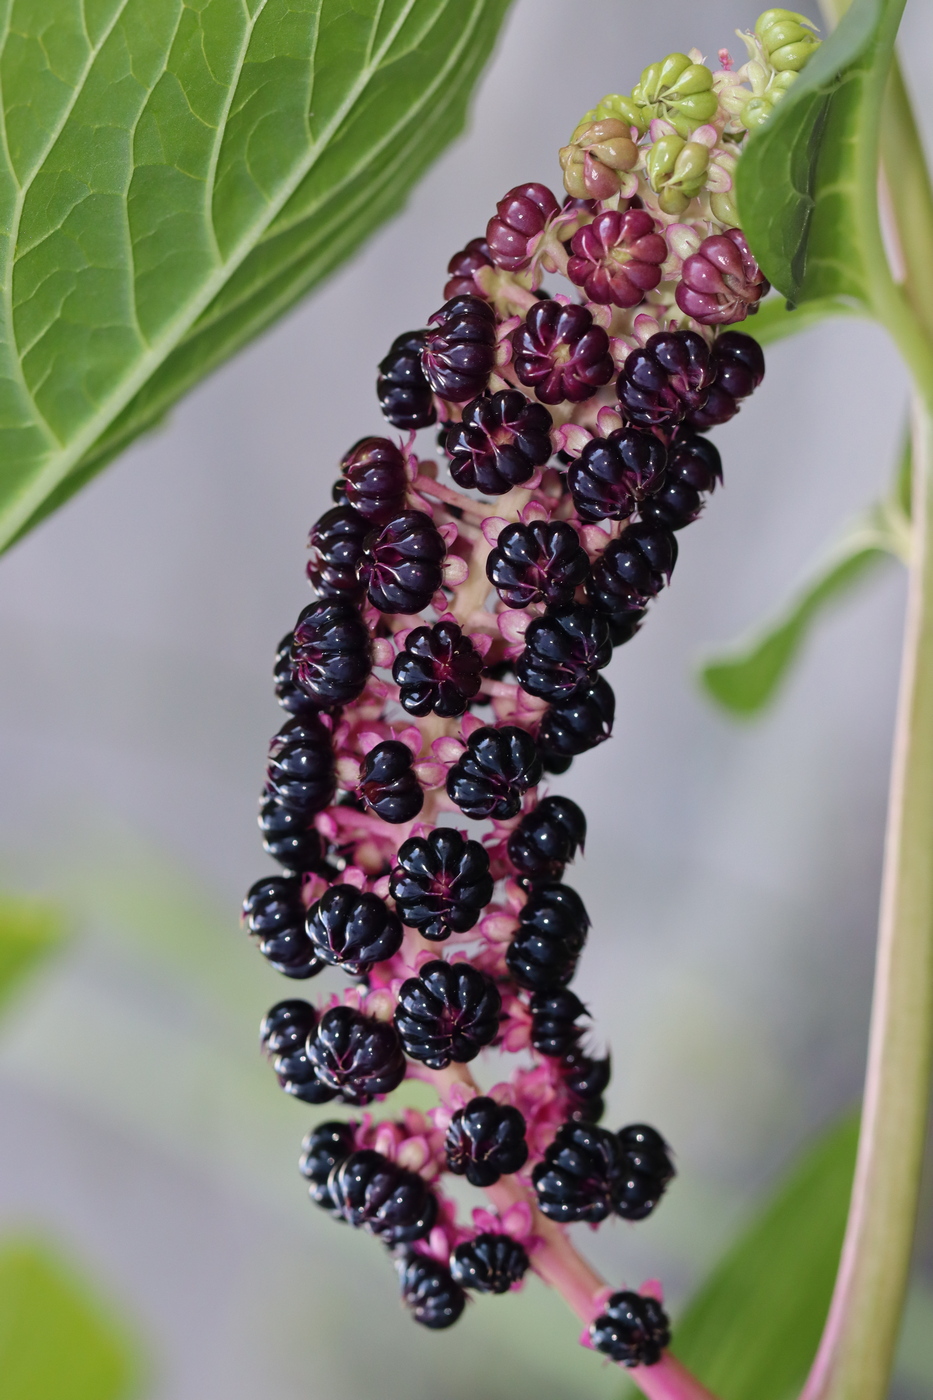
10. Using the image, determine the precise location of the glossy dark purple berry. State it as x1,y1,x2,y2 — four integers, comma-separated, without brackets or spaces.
686,330,765,430
444,236,493,300
515,605,612,704
260,999,336,1104
512,300,613,405
390,829,493,941
360,510,446,615
486,520,589,610
529,988,589,1057
586,523,677,637
258,792,325,872
506,883,589,991
306,884,403,974
392,621,482,718
359,740,424,823
532,1121,623,1223
568,428,668,521
377,330,437,430
589,1291,670,1366
340,437,409,524
266,714,336,816
422,295,497,403
329,1149,437,1245
306,505,368,601
397,1250,466,1329
486,182,560,271
537,677,615,766
562,1050,611,1122
243,875,323,979
640,431,722,530
445,390,552,494
446,724,543,821
299,1120,356,1214
444,1096,528,1186
395,959,501,1069
291,601,371,708
450,1234,529,1293
274,633,318,716
508,796,587,881
616,1123,676,1220
307,1005,406,1105
618,330,714,430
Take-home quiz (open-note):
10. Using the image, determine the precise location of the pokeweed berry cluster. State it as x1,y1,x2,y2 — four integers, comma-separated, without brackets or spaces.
244,12,815,1378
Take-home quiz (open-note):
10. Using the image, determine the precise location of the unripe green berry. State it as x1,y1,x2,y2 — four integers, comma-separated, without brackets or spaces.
754,9,820,72
646,134,710,215
631,52,718,137
582,92,647,135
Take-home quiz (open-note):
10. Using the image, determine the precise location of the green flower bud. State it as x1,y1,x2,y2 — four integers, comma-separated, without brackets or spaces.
646,134,710,215
754,8,820,72
631,52,718,137
739,68,800,130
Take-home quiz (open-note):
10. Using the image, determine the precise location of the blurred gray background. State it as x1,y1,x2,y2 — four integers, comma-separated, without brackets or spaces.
1,2,932,1396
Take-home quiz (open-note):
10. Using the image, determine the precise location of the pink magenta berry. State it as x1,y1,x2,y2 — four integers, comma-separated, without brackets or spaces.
675,228,770,325
486,183,561,271
567,209,667,308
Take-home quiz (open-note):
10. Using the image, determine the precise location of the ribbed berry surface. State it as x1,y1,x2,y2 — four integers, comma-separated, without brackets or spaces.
567,208,666,308
506,883,589,991
615,1123,676,1220
291,601,372,708
532,1121,623,1223
446,725,543,820
340,437,409,523
329,1148,437,1244
562,1050,610,1122
508,796,587,881
266,714,336,816
512,300,613,404
359,740,424,823
390,828,493,941
307,1005,406,1104
568,427,667,521
640,431,722,530
422,295,497,403
243,875,322,979
377,330,437,430
395,959,502,1068
586,523,677,634
516,605,612,704
444,237,493,300
529,988,589,1057
675,228,768,325
617,330,713,430
299,1121,356,1214
306,884,403,973
445,390,552,494
274,633,317,716
306,505,369,601
360,510,446,615
686,330,765,430
486,521,589,610
397,1251,466,1329
392,621,483,718
258,793,324,873
486,182,560,271
260,1000,337,1103
450,1234,529,1293
537,677,616,766
444,1095,528,1186
589,1291,670,1366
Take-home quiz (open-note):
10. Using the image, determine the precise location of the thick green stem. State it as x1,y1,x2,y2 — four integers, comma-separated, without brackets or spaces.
801,391,933,1400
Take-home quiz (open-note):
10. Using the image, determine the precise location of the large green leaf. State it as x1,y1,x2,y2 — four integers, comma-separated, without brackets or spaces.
0,0,512,551
735,0,905,307
0,1237,139,1400
0,893,64,1013
622,1115,859,1400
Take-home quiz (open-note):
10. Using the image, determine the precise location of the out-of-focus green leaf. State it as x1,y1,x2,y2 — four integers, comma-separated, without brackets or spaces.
622,1115,858,1400
749,293,860,347
0,0,513,553
0,894,64,1013
735,0,905,308
0,1237,140,1400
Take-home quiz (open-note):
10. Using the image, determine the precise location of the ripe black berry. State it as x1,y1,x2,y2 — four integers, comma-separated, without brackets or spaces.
291,601,372,708
515,605,612,704
306,884,403,974
329,1149,437,1244
377,330,437,431
360,510,446,615
260,999,337,1104
445,390,552,494
450,1234,529,1293
512,300,613,405
568,428,667,522
306,505,368,601
486,520,590,610
618,330,714,430
299,1121,356,1214
532,1121,622,1223
446,724,543,820
529,988,589,1057
586,523,677,636
274,633,318,716
589,1291,670,1367
444,236,493,300
390,828,493,941
562,1049,611,1122
616,1123,676,1220
396,1250,466,1329
422,295,497,403
395,960,502,1068
508,796,587,881
266,714,336,816
340,437,409,524
486,182,560,271
686,330,765,430
307,1005,406,1104
537,677,616,766
444,1095,528,1186
392,621,483,718
243,874,323,979
359,740,424,823
259,792,325,872
640,431,722,531
506,883,589,991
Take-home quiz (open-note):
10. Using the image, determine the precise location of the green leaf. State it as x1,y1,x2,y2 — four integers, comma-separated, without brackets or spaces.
0,893,64,1013
0,1236,139,1400
622,1115,859,1400
0,0,512,552
735,0,905,308
747,293,860,347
